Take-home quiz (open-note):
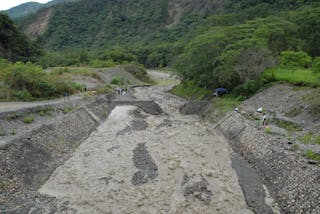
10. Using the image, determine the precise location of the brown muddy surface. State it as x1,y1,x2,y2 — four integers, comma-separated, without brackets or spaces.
39,85,254,213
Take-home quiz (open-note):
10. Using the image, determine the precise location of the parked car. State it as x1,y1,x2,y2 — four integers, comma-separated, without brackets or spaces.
213,88,228,96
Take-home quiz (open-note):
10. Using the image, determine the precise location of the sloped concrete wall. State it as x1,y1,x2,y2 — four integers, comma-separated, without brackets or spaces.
0,98,110,210
217,112,320,214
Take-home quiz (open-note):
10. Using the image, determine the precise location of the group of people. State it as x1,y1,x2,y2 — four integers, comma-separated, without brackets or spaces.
114,87,127,95
63,92,70,102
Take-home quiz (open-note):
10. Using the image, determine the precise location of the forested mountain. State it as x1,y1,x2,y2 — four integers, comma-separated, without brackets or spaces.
20,0,218,48
0,14,41,62
2,0,79,19
18,0,318,49
3,2,43,19
14,0,320,90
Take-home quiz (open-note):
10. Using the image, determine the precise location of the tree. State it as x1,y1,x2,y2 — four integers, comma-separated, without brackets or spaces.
234,47,276,82
280,51,312,68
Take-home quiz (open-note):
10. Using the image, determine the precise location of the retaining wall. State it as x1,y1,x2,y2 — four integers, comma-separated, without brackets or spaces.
217,112,320,214
0,97,111,211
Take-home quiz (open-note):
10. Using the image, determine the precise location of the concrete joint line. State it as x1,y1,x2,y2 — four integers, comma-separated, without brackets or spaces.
213,112,234,129
83,107,100,124
231,126,247,140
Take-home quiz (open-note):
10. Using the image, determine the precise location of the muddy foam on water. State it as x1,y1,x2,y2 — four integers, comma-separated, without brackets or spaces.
39,86,253,213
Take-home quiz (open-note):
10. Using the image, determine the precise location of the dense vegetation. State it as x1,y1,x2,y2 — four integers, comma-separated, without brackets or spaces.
17,0,319,92
1,0,320,100
0,59,82,101
175,3,320,93
0,14,41,62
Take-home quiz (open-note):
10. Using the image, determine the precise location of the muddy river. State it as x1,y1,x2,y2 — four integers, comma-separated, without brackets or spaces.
39,85,258,213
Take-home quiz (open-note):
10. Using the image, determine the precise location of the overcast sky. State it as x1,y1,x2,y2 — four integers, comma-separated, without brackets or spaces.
0,0,50,10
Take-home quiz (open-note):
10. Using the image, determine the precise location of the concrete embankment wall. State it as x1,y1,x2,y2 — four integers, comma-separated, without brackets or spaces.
217,112,320,214
0,97,111,209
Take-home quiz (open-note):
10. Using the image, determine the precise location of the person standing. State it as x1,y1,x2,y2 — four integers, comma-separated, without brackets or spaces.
262,113,267,126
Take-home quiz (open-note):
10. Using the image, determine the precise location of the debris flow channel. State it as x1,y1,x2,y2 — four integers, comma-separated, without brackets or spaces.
39,85,255,213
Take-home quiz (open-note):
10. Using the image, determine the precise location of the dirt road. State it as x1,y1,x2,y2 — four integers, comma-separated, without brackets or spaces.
0,95,83,114
37,83,258,213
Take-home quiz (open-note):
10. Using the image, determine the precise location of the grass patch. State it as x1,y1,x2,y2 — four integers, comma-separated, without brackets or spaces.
22,115,35,124
170,81,211,100
242,112,261,121
285,107,303,117
38,108,53,117
263,67,320,87
93,84,114,95
171,81,240,121
38,111,46,117
122,64,153,83
299,132,320,145
305,150,320,162
265,127,272,134
275,118,302,132
111,76,128,86
208,95,241,121
154,78,179,86
63,107,73,114
5,114,19,121
292,144,300,151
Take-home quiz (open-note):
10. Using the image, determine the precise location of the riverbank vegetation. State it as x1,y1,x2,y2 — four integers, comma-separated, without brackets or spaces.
0,60,82,101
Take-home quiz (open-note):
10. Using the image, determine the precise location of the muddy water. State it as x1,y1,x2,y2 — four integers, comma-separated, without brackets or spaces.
39,85,253,213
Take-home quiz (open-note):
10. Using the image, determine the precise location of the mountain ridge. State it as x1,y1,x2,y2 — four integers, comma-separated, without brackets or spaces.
2,0,79,19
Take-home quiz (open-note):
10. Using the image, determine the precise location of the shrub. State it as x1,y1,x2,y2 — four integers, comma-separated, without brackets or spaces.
265,127,271,134
111,76,126,86
22,115,35,124
305,150,320,161
1,61,80,100
170,80,211,100
312,57,320,73
280,51,312,68
123,64,152,83
51,67,71,75
12,90,33,101
89,59,115,68
232,80,260,97
63,107,73,114
275,118,302,131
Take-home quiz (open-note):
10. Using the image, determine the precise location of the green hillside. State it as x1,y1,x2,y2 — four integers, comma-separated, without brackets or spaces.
18,0,317,49
6,0,320,95
0,14,41,62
